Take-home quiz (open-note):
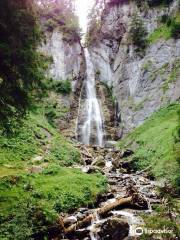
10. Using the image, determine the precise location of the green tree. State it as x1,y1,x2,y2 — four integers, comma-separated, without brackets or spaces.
129,12,148,52
39,0,80,42
0,0,44,132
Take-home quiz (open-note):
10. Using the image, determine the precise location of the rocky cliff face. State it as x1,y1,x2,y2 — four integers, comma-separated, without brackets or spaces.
40,30,85,138
90,0,180,135
40,30,85,91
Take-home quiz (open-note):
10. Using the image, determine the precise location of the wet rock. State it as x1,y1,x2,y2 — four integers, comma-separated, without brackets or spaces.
96,192,115,206
105,141,117,148
99,217,129,240
82,166,104,174
74,228,90,239
112,157,120,169
64,216,77,225
76,212,86,221
92,156,106,168
79,208,89,213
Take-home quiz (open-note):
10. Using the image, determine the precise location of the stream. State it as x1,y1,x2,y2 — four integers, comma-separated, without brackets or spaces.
62,145,160,240
64,48,160,239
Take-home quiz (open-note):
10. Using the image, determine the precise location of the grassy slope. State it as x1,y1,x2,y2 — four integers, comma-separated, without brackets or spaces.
0,111,80,173
148,12,180,44
0,94,107,239
118,103,180,190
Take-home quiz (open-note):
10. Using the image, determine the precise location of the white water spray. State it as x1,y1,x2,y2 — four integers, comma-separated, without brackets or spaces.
77,48,104,146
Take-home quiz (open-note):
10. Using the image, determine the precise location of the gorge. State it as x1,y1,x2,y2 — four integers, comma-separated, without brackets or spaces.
0,0,180,240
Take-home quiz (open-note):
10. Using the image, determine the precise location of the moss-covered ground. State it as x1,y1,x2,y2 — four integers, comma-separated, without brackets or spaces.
0,93,107,239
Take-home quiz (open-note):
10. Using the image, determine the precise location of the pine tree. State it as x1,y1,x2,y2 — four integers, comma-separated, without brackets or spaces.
0,0,44,132
129,12,148,52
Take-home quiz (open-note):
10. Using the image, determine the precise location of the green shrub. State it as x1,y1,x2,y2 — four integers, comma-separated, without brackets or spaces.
171,21,180,39
148,13,180,43
129,12,148,53
0,0,45,133
147,0,174,7
53,80,72,94
0,168,107,238
118,103,180,192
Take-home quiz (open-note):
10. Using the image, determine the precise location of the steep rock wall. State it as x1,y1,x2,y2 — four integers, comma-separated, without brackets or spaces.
40,30,85,138
90,0,180,135
40,30,84,91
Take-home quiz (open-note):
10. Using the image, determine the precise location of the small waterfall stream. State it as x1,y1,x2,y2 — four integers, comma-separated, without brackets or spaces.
73,49,157,240
77,48,104,146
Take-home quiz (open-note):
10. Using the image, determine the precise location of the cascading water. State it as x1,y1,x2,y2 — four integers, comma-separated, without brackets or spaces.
76,48,104,146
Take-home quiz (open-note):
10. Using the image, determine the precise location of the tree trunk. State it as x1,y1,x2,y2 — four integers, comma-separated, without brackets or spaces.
63,196,132,234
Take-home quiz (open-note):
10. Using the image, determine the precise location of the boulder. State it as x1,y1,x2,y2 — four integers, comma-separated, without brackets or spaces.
28,166,43,173
105,141,117,148
32,156,43,162
92,156,106,168
112,158,120,169
64,216,77,225
82,166,104,174
99,217,129,240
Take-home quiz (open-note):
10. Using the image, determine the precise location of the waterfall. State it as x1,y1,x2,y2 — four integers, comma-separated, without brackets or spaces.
76,48,104,146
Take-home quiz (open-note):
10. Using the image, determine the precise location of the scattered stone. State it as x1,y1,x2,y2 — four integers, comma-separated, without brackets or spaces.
82,166,104,174
79,208,89,213
112,157,120,169
64,216,77,225
105,141,117,148
28,166,43,173
32,156,43,162
92,156,106,168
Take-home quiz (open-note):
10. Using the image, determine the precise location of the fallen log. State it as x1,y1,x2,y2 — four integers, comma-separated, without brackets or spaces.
63,196,132,234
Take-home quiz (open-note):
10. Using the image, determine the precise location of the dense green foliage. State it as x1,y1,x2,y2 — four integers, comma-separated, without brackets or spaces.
0,97,107,239
148,13,180,43
134,0,174,8
118,103,180,192
141,200,179,239
0,105,79,172
0,0,46,132
44,78,72,95
129,12,148,53
147,0,174,7
39,0,80,42
0,168,107,239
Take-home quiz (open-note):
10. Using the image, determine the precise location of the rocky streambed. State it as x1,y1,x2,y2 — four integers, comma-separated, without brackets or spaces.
57,144,162,240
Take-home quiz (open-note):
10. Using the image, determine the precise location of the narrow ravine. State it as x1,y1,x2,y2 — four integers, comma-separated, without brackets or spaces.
60,46,161,240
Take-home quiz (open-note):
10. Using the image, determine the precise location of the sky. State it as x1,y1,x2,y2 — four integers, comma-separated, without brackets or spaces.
75,0,95,34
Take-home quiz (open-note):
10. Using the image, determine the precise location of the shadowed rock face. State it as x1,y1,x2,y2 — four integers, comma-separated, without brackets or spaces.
89,0,180,135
